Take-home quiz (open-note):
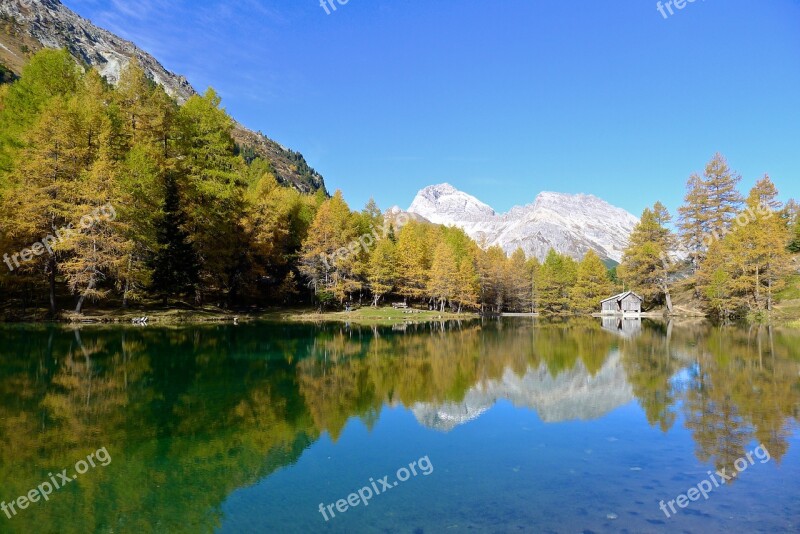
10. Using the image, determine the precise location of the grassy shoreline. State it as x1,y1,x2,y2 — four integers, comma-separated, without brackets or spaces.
275,306,478,325
2,303,799,328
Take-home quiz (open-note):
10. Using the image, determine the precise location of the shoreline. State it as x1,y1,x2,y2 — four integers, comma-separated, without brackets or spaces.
0,305,797,328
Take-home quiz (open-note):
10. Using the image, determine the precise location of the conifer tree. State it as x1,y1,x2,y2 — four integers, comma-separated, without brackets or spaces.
59,72,129,312
427,241,459,311
537,249,577,314
367,238,396,306
678,173,710,272
572,250,614,313
178,88,244,302
703,153,743,239
506,248,532,312
619,203,676,312
2,93,87,313
526,257,541,313
114,62,179,305
454,253,480,312
395,220,430,302
477,245,508,314
787,199,800,253
0,49,81,174
151,174,201,300
299,191,358,304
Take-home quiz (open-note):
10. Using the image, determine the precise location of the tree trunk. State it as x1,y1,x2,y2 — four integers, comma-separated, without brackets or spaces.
663,284,673,314
767,267,773,312
122,277,130,309
755,266,761,310
75,277,96,314
48,256,57,316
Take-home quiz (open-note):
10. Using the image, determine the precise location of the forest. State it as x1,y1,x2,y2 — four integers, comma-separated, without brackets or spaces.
0,50,798,320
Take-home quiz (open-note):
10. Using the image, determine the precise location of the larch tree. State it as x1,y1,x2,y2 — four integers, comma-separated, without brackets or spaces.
454,252,480,312
526,256,541,313
427,241,459,311
537,249,577,314
678,173,710,272
478,245,509,314
58,72,129,313
367,237,396,306
299,190,358,305
787,198,800,253
2,94,88,313
177,88,245,302
0,49,81,174
507,248,532,312
572,250,614,313
619,203,676,313
395,220,430,303
703,154,744,239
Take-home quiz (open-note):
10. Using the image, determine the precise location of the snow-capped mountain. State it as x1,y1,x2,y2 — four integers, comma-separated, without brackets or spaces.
407,183,639,262
411,349,633,431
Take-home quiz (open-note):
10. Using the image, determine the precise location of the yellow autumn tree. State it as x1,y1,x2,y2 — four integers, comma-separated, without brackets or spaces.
572,250,614,313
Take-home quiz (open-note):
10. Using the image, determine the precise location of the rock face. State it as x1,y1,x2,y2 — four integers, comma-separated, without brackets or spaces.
407,183,639,263
0,0,194,101
411,349,634,431
0,0,326,194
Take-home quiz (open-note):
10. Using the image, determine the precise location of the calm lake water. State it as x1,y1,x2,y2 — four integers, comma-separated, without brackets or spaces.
0,318,798,533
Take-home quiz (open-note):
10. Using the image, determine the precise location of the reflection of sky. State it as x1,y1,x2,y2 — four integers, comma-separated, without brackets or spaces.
221,394,800,533
669,364,700,393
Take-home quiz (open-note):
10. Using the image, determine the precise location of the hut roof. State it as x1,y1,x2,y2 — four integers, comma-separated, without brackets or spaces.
600,290,643,304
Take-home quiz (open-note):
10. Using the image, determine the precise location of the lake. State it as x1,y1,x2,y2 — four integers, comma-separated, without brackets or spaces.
0,318,798,533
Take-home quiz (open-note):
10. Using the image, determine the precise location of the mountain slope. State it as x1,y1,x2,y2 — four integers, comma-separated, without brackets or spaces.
0,0,326,193
407,183,639,262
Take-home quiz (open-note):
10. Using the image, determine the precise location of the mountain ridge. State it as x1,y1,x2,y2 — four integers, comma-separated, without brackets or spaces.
407,183,639,262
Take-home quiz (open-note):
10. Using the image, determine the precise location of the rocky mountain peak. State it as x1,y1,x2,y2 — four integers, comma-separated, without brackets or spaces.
409,183,496,224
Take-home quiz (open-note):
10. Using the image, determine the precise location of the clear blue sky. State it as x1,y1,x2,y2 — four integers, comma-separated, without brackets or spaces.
65,0,800,217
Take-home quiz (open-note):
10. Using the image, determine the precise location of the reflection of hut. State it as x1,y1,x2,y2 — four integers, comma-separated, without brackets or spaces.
600,291,643,316
601,316,642,338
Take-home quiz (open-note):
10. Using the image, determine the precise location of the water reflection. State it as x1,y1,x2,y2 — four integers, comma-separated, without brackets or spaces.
0,319,797,532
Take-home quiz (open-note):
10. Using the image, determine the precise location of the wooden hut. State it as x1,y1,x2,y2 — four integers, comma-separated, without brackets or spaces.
600,291,643,315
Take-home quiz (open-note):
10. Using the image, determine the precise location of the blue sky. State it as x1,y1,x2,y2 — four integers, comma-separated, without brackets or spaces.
64,0,800,217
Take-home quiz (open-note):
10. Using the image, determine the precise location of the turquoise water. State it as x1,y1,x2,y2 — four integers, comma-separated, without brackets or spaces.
0,319,798,532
